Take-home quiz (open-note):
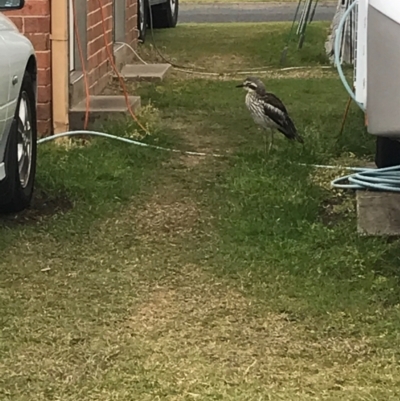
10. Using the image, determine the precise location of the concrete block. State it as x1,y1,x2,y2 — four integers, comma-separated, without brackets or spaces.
357,190,400,236
118,63,171,82
69,95,141,130
113,43,135,73
69,71,85,109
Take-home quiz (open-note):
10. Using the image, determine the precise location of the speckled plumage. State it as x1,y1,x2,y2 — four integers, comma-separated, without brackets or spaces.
238,77,304,151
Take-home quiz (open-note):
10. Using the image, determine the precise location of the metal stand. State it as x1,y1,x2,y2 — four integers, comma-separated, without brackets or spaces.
280,0,320,65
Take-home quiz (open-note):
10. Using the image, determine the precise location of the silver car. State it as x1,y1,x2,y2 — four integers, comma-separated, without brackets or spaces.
137,0,179,42
0,0,37,213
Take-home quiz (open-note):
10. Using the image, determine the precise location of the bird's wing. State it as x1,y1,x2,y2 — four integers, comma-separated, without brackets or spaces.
263,92,288,114
261,92,303,143
260,93,288,128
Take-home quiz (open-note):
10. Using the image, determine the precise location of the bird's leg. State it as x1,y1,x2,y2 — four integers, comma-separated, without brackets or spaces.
264,130,268,155
268,130,274,153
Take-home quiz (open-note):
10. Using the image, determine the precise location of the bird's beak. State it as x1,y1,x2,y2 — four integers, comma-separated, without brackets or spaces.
236,84,244,88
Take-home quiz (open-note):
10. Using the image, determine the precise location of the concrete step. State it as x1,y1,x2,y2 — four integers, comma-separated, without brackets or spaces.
357,190,400,236
117,63,171,82
69,95,141,130
69,72,85,111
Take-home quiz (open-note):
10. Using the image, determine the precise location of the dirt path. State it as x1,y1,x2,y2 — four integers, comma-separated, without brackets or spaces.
2,70,399,400
80,116,395,400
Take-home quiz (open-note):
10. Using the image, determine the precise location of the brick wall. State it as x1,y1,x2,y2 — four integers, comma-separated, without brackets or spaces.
5,0,138,134
126,0,138,45
87,0,138,94
87,0,113,93
5,0,52,136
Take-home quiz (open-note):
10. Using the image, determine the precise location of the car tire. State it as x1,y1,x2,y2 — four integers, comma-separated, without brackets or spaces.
150,0,179,29
0,72,37,213
137,0,148,42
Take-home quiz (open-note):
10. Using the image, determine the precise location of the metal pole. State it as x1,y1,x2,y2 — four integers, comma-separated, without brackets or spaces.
280,0,303,65
298,0,313,49
296,0,308,35
309,0,319,23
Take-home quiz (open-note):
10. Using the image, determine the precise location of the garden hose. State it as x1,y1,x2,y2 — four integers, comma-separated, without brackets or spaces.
331,166,400,192
36,0,400,193
330,0,400,192
334,0,364,111
37,131,223,158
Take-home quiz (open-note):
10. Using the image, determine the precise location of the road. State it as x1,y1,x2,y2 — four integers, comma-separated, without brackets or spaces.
178,2,337,24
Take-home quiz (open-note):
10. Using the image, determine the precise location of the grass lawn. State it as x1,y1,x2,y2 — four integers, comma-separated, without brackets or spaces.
2,22,400,400
140,22,331,70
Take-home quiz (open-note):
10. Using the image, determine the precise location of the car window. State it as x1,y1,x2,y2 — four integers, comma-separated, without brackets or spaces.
0,0,21,6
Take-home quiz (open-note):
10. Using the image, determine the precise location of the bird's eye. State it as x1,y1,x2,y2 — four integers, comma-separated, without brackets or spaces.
249,84,257,90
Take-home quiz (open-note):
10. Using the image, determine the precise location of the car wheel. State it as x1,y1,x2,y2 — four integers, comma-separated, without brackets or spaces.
0,72,37,213
137,0,148,42
151,0,179,29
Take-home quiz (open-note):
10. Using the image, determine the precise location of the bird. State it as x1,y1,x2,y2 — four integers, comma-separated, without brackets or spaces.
236,76,303,154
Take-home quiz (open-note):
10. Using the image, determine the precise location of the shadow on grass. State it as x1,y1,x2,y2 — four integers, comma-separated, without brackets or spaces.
207,142,400,319
0,120,176,249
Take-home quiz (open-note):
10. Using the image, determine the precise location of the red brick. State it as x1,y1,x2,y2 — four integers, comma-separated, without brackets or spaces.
129,3,138,16
35,51,51,69
126,0,138,46
37,120,51,137
88,36,104,56
37,103,51,121
87,49,105,70
88,9,102,27
87,22,103,41
25,33,50,51
7,16,23,31
37,85,52,103
23,17,50,34
99,59,109,73
37,68,51,87
87,0,99,14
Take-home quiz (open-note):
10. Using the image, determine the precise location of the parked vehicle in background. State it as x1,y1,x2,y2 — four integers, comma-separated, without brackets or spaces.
137,0,179,42
0,0,38,213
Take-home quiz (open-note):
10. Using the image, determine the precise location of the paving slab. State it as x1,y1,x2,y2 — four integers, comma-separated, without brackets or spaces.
118,64,171,82
357,190,400,236
69,95,141,130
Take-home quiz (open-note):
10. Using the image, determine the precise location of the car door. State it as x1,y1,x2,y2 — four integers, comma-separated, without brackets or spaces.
0,34,10,147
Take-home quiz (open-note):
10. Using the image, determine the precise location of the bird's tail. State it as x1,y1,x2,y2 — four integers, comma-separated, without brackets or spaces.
279,116,304,144
294,130,304,144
